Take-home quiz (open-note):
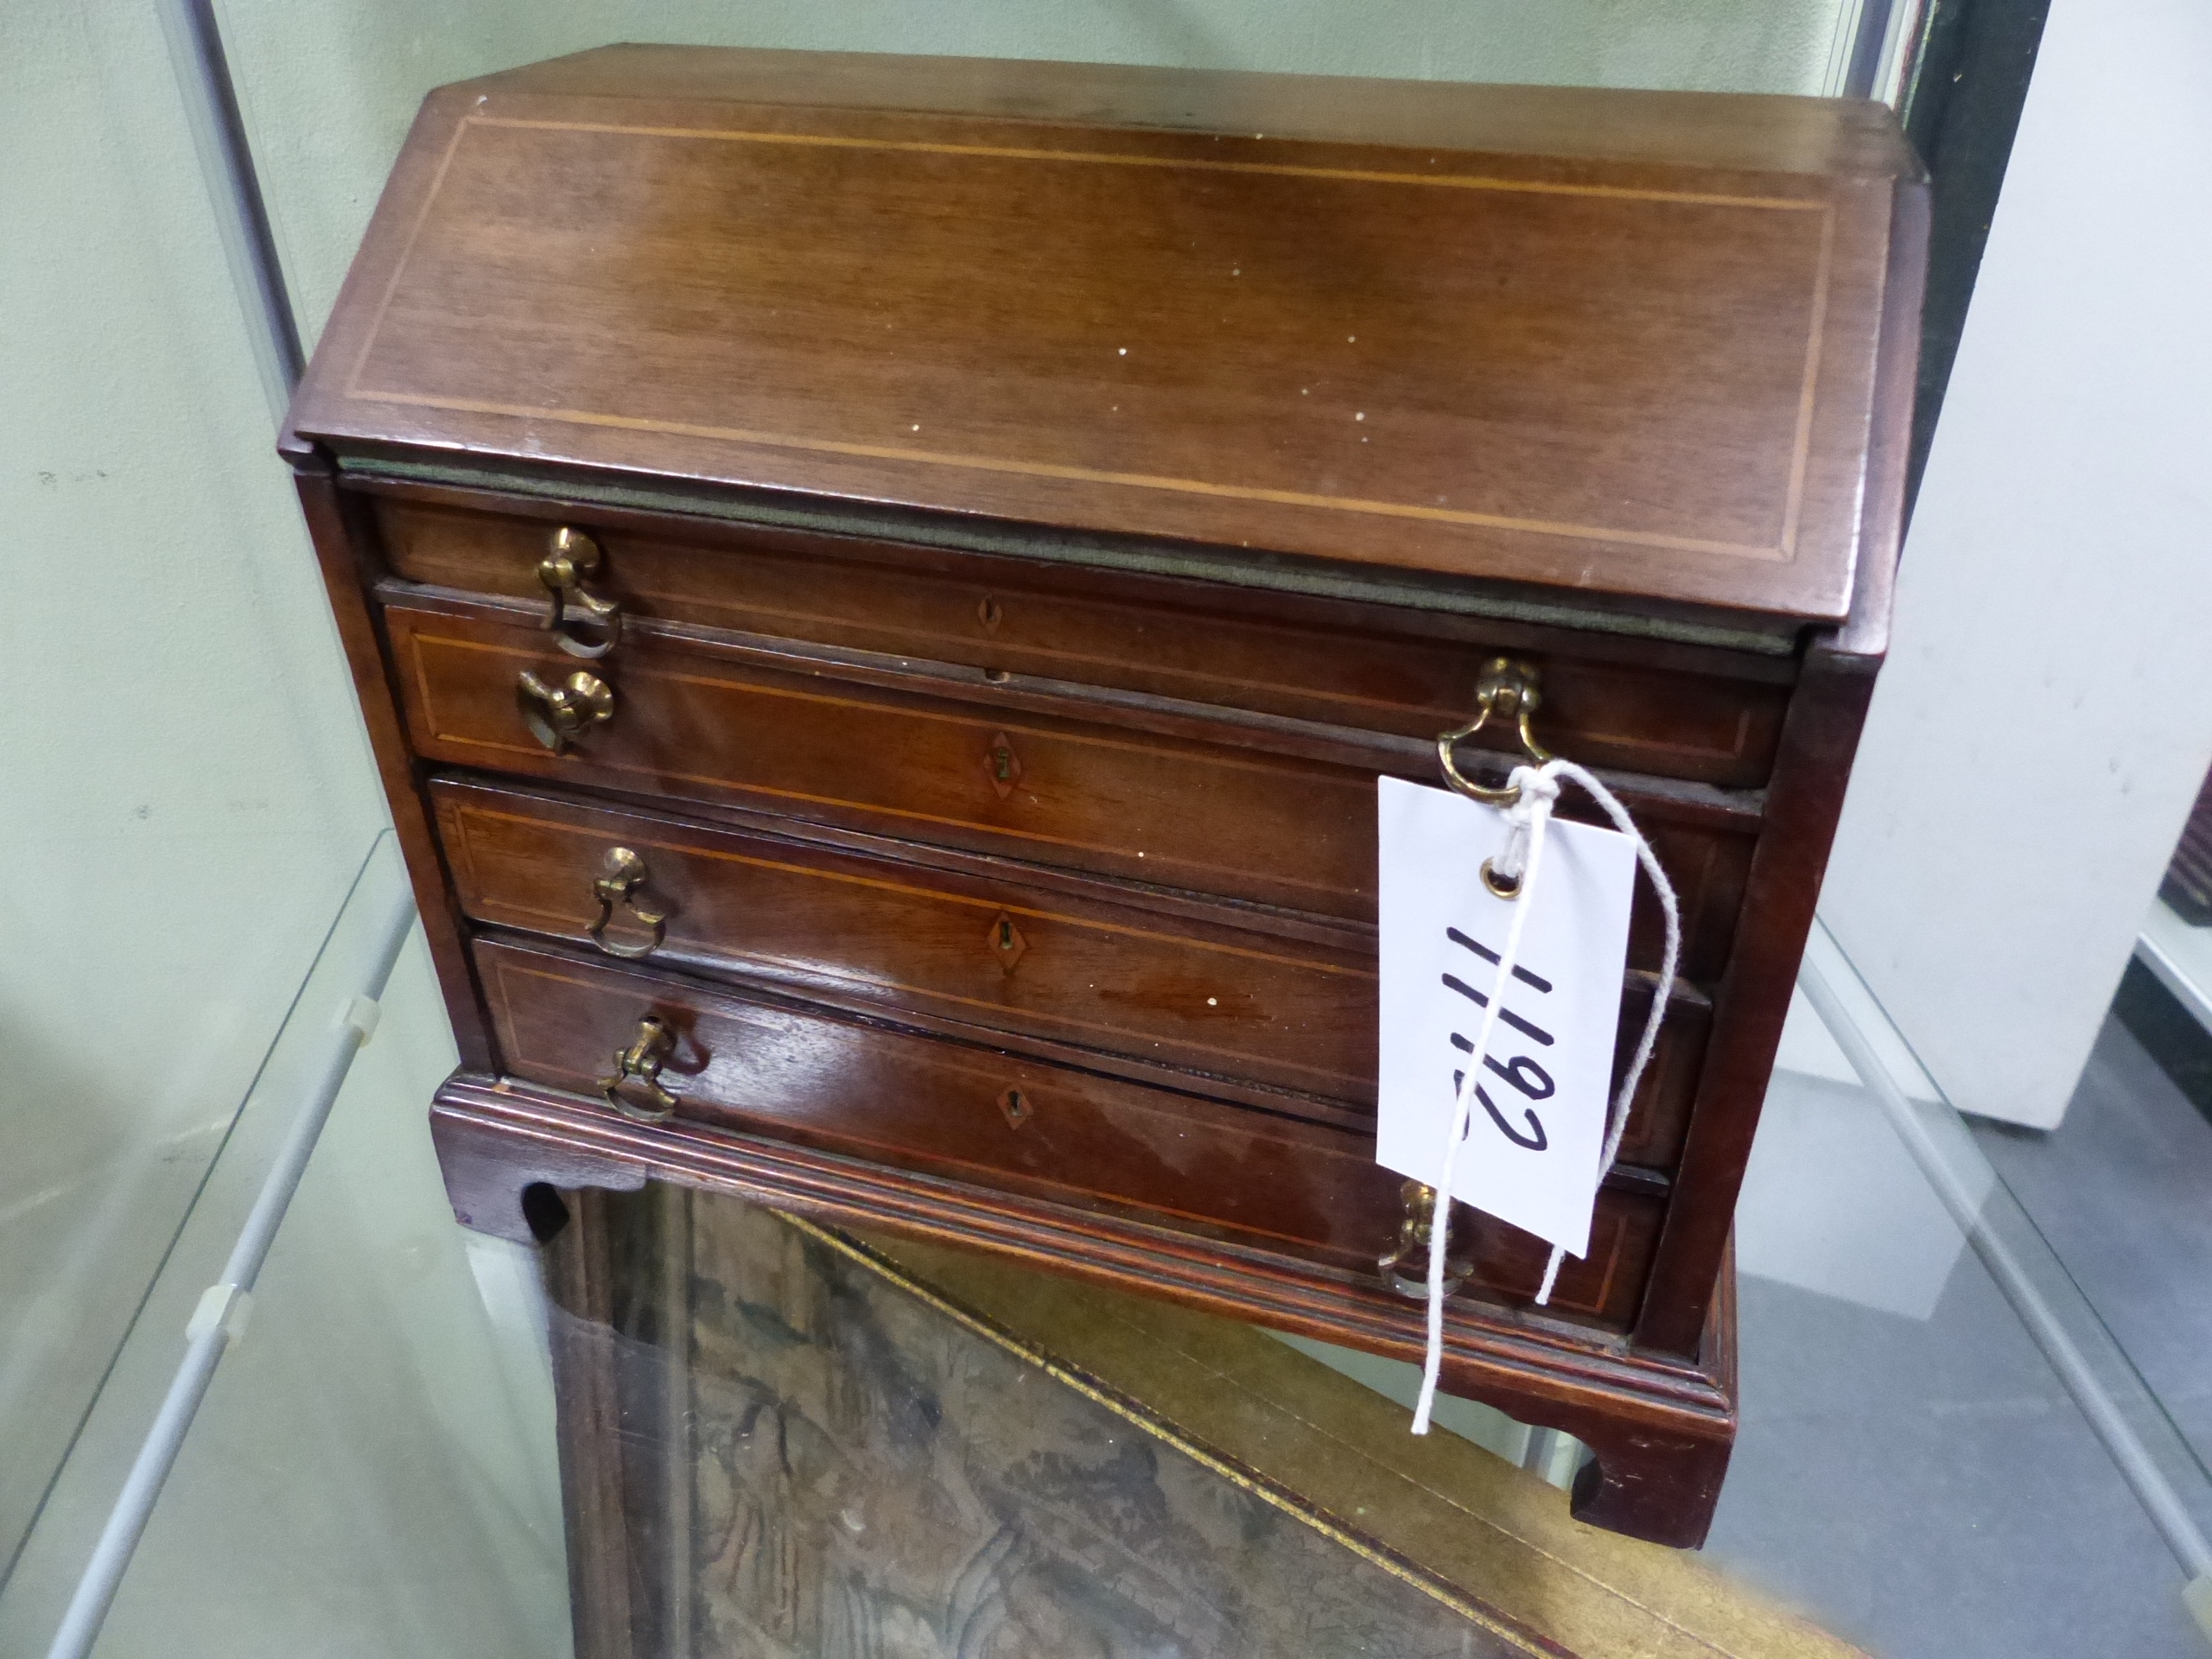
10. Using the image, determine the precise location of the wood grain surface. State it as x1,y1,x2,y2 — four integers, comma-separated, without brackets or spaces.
435,774,1713,1167
291,47,1923,621
480,935,1661,1325
384,594,1758,972
376,492,1795,785
284,45,1928,1553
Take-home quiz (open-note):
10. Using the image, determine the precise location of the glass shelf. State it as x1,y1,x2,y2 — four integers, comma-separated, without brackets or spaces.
0,836,570,1659
6,884,2209,1656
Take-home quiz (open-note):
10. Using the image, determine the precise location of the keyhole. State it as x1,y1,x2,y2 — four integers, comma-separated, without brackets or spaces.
977,596,1003,632
997,1086,1032,1128
984,912,1027,972
982,732,1022,798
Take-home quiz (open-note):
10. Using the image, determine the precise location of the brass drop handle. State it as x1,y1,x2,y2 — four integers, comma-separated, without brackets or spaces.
588,846,670,959
537,527,621,658
517,668,614,753
1436,657,1550,805
1378,1179,1475,1300
600,1015,680,1122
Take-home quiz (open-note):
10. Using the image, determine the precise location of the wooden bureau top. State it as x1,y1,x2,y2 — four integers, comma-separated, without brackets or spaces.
289,45,1925,628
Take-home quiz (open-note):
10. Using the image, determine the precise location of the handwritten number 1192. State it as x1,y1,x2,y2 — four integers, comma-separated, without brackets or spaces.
1441,926,1555,1151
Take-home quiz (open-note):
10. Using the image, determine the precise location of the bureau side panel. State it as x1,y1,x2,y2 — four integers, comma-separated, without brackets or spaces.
291,463,494,1070
1629,174,1923,1351
1632,642,1878,1353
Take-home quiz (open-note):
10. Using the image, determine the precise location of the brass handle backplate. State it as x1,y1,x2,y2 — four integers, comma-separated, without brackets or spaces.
600,1015,681,1122
1436,657,1549,805
517,669,614,753
588,846,671,959
537,527,621,658
1378,1179,1475,1300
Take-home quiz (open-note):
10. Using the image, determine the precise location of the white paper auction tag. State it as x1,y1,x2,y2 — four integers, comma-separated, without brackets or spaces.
1375,776,1637,1259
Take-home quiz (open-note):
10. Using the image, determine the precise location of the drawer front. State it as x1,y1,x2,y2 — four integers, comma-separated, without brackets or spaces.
434,777,1711,1166
475,937,1663,1326
387,598,1753,980
375,496,1793,787
440,777,1374,1109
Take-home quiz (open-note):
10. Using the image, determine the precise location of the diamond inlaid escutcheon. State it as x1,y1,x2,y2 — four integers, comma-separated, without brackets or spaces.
997,1087,1033,1129
985,912,1028,974
984,732,1022,799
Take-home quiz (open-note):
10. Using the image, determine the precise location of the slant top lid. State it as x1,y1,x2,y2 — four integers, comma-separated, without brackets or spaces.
290,46,1926,626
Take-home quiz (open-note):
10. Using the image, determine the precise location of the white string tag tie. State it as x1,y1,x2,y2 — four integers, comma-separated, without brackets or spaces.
1376,759,1681,1436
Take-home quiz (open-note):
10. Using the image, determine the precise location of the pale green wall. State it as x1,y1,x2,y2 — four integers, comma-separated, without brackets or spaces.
2,8,555,1645
0,0,394,1573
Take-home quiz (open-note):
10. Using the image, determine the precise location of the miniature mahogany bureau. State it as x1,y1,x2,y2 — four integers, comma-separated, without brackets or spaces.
283,44,1925,1549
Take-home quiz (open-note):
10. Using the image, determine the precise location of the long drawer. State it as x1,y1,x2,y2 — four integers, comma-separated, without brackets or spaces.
434,776,1713,1166
372,493,1795,788
475,936,1664,1327
385,594,1756,979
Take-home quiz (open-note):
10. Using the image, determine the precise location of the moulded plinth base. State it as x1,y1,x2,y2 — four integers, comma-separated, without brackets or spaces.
430,1071,1736,1548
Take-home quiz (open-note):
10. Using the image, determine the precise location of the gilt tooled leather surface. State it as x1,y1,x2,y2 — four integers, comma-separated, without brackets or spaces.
661,1198,1548,1658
